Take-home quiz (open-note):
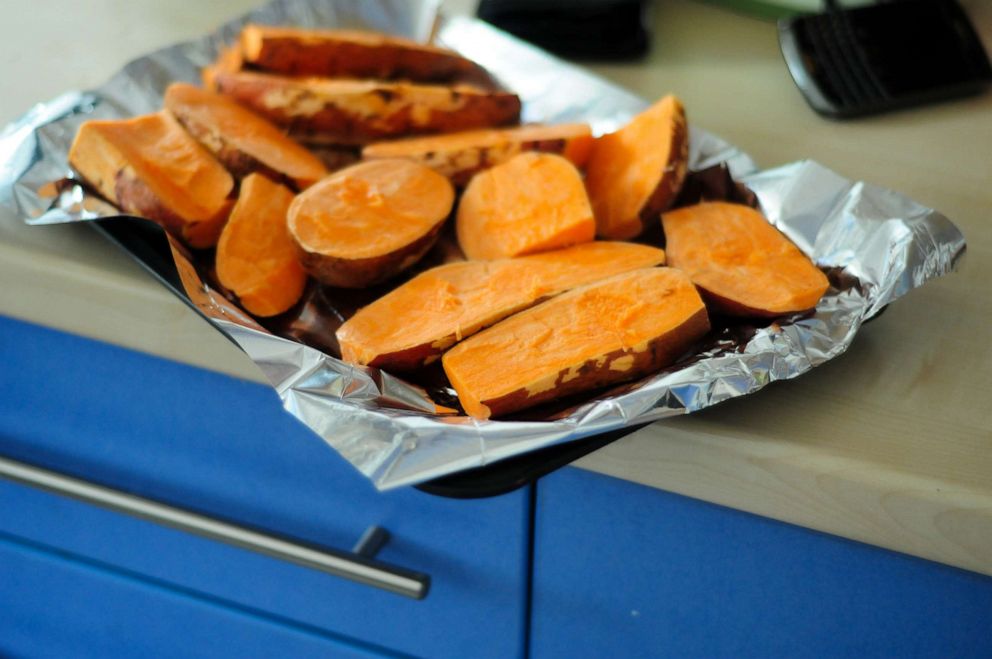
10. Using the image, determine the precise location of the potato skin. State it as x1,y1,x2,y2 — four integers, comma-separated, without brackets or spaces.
637,108,689,230
212,71,521,145
471,306,709,418
114,167,229,248
240,25,496,87
296,218,445,289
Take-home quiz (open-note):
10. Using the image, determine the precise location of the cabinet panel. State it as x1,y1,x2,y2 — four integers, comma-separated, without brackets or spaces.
532,467,992,658
0,315,528,659
0,533,393,658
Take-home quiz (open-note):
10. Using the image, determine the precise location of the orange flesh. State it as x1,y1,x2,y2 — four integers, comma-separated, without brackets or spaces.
287,159,454,260
362,123,594,169
585,95,685,239
456,152,595,260
164,82,327,188
337,241,666,368
662,202,830,315
443,267,707,419
75,111,233,222
216,174,306,317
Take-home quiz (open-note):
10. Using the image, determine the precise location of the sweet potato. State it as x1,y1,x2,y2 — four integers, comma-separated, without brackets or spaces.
68,111,234,248
336,241,666,371
240,25,494,86
361,123,594,186
164,82,327,190
216,173,307,317
443,267,710,419
585,95,689,240
662,202,830,317
202,44,245,92
287,159,454,288
211,70,521,145
456,152,595,260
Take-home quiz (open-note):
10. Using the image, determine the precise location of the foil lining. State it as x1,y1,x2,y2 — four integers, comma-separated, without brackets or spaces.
0,0,966,490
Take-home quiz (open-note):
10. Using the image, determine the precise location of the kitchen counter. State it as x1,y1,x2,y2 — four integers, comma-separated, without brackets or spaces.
2,0,990,578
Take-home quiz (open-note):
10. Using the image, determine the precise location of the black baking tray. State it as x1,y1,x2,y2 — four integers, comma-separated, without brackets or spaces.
89,215,637,499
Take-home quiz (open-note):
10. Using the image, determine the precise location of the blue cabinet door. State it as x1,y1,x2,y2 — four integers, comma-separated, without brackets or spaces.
0,315,529,658
531,467,992,658
0,531,393,658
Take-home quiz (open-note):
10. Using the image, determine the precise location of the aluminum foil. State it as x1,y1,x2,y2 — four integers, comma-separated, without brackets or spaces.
0,0,966,490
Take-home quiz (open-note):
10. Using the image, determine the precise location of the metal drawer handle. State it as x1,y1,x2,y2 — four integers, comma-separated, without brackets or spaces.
0,457,430,599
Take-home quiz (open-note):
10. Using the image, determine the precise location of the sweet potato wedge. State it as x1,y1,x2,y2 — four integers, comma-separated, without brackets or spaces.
216,173,307,317
240,24,494,86
287,159,454,288
211,70,521,145
164,82,327,190
202,44,245,91
336,241,666,371
585,95,689,240
361,123,594,186
662,202,830,317
443,267,710,419
68,111,234,248
456,152,595,260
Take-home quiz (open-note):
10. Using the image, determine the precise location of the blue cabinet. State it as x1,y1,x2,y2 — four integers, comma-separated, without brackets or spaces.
0,316,530,658
531,467,992,658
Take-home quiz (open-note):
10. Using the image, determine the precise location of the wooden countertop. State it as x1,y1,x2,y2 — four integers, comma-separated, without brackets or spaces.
2,0,990,576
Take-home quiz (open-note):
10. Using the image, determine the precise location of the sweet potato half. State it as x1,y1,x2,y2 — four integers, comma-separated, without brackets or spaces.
287,159,454,288
164,82,327,190
68,111,234,248
362,123,594,186
443,267,710,419
456,152,595,260
662,201,830,317
211,70,521,145
336,241,666,371
585,95,689,240
240,24,494,86
216,173,307,317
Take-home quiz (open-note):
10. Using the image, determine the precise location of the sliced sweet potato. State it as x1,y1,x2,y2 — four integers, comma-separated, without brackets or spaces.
240,25,494,86
336,241,666,371
456,152,595,260
443,267,710,419
202,44,245,91
164,82,327,190
585,95,689,240
287,159,454,288
211,70,521,145
68,111,234,248
662,202,830,317
216,173,306,317
361,123,594,186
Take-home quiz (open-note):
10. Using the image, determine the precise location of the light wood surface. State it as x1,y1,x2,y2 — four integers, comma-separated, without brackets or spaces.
1,0,990,575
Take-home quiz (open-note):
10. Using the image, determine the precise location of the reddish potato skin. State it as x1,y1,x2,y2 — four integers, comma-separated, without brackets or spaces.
114,168,230,248
212,71,521,145
295,218,446,289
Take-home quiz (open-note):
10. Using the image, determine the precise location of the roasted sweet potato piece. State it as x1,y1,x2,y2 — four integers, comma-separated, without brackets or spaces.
443,267,710,419
240,24,494,86
287,159,454,288
164,82,327,190
662,202,830,317
202,44,245,92
68,111,234,248
585,95,689,240
456,152,595,260
216,173,307,317
211,70,521,145
336,241,666,371
361,123,594,186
